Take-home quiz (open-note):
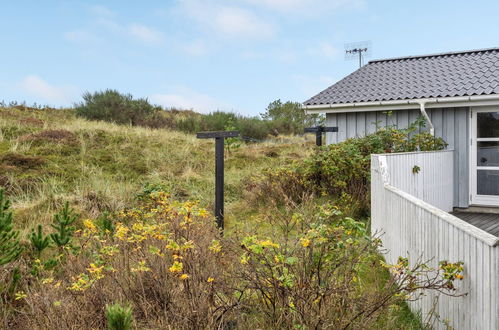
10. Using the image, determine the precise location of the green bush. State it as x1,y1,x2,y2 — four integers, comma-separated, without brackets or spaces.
261,99,323,135
105,303,133,330
74,91,319,139
0,188,23,266
75,90,159,125
175,111,271,140
250,120,447,216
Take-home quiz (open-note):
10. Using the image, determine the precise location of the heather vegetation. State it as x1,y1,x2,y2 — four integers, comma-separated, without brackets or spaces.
0,102,462,329
72,90,322,140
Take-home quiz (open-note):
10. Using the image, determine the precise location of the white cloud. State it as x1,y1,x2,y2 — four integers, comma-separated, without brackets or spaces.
244,0,366,13
65,5,165,47
19,75,78,105
180,1,275,39
150,88,232,113
90,5,115,17
293,75,335,96
307,42,339,59
128,23,165,44
64,30,101,44
179,39,210,56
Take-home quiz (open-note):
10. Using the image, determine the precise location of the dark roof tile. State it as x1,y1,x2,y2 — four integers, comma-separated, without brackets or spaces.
304,48,499,106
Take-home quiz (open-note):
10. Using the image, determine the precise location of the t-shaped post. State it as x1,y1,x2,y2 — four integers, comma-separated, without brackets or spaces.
196,131,239,231
304,126,338,146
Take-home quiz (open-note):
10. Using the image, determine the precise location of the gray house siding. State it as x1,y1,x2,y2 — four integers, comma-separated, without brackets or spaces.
325,107,469,208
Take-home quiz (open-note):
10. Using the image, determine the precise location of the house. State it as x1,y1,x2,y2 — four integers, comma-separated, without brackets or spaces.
303,48,499,329
303,47,499,210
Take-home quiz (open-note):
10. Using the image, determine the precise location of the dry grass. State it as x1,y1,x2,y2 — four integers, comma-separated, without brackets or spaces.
0,106,313,236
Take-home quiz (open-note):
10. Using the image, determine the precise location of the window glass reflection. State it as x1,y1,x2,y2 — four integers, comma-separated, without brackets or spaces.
477,141,499,166
477,112,499,138
477,170,499,196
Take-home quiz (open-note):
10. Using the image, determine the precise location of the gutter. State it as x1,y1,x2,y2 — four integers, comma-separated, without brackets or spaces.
303,94,499,114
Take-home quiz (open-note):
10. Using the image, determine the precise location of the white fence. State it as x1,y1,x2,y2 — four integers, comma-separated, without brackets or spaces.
371,151,499,330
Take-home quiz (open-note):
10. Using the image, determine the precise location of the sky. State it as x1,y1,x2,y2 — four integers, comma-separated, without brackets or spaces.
1,0,499,116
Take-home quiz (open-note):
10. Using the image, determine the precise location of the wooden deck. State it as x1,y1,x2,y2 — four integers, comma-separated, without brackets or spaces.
451,212,499,237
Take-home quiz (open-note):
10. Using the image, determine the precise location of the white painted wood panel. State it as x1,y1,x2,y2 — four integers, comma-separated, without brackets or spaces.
371,151,499,330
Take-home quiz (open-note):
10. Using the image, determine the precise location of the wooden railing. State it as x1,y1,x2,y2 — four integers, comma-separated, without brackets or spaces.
371,151,499,330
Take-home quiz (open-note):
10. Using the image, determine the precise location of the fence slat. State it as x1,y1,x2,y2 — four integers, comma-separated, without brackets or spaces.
371,151,499,330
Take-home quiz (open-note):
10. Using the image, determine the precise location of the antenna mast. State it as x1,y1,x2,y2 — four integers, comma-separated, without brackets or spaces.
345,41,372,68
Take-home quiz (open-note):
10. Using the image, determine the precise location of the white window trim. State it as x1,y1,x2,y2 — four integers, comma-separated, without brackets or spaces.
469,106,499,206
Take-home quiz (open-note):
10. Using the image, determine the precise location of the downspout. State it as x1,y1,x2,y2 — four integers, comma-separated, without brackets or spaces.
418,101,434,136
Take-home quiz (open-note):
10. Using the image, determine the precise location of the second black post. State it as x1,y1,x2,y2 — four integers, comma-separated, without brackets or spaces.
304,126,338,146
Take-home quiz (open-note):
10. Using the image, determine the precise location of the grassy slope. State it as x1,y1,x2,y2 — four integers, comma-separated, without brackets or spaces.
0,107,312,236
0,107,420,328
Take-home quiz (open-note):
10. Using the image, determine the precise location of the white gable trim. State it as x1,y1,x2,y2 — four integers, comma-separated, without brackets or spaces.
304,94,499,114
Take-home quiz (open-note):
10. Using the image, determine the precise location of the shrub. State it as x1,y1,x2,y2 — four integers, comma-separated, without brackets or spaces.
261,99,324,135
75,90,159,126
249,121,447,216
0,189,23,266
106,303,134,330
29,225,50,258
50,202,78,249
9,193,464,329
234,203,464,329
13,192,239,329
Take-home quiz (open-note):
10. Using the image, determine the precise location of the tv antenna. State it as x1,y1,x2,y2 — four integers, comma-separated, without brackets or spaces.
345,41,371,68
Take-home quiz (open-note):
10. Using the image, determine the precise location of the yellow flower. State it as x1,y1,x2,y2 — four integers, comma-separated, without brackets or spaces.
197,208,208,217
182,240,195,250
209,240,222,253
131,260,151,273
180,274,190,280
207,277,215,283
259,240,279,249
114,223,129,240
87,263,105,279
83,219,98,233
42,277,54,285
169,261,183,273
240,254,250,265
300,238,311,248
166,240,180,251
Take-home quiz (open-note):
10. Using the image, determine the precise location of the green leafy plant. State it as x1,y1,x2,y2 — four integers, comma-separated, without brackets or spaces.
412,165,421,174
105,303,134,330
0,188,23,266
75,89,159,126
96,212,115,235
29,224,50,257
261,99,324,134
50,202,78,248
224,122,242,155
249,118,448,217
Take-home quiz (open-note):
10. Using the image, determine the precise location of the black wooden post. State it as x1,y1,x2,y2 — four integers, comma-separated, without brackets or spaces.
304,126,338,146
196,131,239,231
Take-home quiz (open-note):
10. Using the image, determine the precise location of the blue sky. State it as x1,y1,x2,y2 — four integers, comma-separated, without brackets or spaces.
1,0,499,116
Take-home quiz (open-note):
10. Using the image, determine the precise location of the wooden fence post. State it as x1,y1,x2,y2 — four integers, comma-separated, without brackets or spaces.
304,126,338,146
196,131,239,231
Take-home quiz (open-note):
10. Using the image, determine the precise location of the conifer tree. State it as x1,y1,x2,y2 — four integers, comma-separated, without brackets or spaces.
50,202,78,248
0,188,23,265
30,224,50,257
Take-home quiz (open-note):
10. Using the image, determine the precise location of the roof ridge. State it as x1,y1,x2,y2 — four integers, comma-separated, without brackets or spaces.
369,47,499,64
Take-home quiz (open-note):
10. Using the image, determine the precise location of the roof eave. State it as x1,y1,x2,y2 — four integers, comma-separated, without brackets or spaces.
303,94,499,114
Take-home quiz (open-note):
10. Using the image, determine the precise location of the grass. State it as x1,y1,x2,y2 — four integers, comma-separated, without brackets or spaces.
0,106,424,329
0,106,314,237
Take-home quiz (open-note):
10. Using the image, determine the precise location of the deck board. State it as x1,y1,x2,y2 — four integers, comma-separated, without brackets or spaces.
451,212,499,237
